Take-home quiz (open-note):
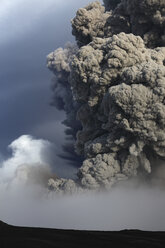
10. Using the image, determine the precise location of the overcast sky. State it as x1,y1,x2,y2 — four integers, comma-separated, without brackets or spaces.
0,0,100,158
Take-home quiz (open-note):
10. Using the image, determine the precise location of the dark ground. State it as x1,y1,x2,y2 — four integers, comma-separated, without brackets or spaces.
0,221,165,248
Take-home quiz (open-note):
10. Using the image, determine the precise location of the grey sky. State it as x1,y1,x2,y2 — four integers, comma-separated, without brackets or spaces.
0,0,97,157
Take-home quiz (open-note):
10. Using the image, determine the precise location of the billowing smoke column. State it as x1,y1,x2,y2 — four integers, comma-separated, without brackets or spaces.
47,0,165,193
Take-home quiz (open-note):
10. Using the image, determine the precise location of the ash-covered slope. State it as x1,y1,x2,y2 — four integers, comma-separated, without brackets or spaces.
1,221,165,248
47,0,165,193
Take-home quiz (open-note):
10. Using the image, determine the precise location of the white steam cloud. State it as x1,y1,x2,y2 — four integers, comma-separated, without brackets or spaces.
0,135,53,189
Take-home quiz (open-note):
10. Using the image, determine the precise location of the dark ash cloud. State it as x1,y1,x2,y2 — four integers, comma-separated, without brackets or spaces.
47,0,165,193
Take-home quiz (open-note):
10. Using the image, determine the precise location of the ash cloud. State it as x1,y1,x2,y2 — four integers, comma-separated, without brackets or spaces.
72,0,165,48
0,138,165,231
2,136,165,231
47,43,83,167
47,0,165,193
103,0,121,11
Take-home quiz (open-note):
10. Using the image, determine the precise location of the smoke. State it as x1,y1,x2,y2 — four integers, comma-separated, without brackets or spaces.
0,136,165,231
71,0,165,48
103,0,121,10
47,43,83,167
47,0,165,193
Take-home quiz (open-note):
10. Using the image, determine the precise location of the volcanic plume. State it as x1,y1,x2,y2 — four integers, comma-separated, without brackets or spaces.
47,0,165,193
